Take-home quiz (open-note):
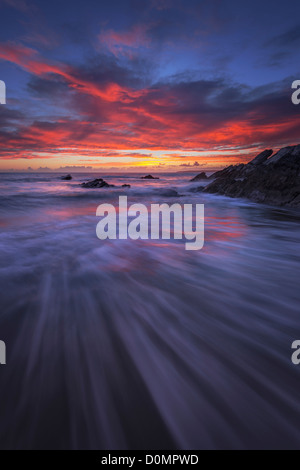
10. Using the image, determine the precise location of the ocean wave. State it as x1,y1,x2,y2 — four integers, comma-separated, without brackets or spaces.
0,174,300,449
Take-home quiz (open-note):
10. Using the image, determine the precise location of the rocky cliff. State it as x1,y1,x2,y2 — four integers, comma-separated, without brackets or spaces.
204,145,300,207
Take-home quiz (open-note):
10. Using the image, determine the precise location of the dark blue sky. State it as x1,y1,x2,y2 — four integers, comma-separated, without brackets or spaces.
0,0,299,171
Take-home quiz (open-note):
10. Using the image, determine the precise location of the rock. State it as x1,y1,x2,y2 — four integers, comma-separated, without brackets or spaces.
291,144,300,157
204,145,300,207
208,165,236,180
141,175,159,179
81,178,115,188
264,147,293,165
122,184,131,188
61,174,72,180
189,186,205,193
190,172,208,182
249,149,273,165
159,189,179,197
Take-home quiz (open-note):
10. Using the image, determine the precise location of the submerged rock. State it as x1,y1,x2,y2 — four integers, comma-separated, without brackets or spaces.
61,174,72,180
204,145,300,207
81,178,115,188
141,175,159,179
159,189,179,197
190,172,208,182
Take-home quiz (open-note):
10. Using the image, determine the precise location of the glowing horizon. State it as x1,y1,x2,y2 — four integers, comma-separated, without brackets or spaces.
0,0,299,172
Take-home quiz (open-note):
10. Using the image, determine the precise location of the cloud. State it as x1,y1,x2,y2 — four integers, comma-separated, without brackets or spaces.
263,24,300,67
150,0,173,11
0,40,300,165
57,165,93,171
0,107,24,127
99,25,151,57
266,24,300,48
1,73,300,160
0,42,147,103
0,0,29,12
179,161,200,167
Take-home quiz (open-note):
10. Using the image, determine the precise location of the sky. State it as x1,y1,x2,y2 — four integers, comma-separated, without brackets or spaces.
0,0,300,172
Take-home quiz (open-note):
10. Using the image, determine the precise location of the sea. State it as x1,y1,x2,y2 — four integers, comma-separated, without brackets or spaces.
0,171,299,449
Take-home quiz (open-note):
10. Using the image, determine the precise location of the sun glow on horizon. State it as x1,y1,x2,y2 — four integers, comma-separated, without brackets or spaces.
0,146,266,172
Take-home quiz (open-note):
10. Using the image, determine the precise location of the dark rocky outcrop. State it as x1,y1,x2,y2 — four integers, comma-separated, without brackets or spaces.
122,184,131,188
248,149,273,166
189,186,205,193
81,178,115,188
190,172,208,182
141,175,159,179
264,146,294,166
61,174,72,180
207,165,242,181
204,145,300,207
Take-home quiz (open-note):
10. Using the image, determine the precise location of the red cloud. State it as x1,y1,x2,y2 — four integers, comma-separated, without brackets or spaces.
99,25,151,56
0,42,147,103
1,42,300,170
